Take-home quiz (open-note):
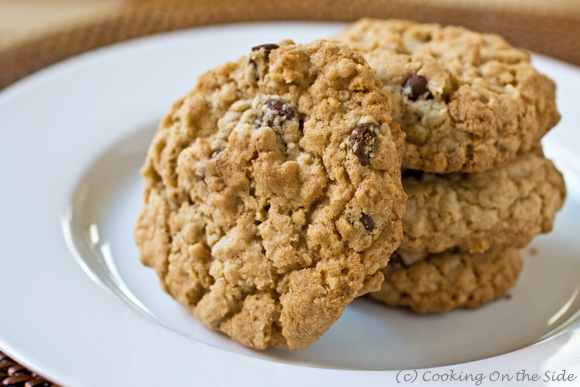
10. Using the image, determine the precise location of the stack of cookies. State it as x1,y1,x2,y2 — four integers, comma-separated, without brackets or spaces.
334,19,566,313
134,19,566,351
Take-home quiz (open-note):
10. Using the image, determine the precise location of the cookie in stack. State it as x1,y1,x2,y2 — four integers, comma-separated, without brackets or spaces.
334,18,566,313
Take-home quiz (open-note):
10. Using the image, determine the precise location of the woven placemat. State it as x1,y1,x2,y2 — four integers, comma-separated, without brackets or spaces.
1,0,580,91
0,352,54,387
1,0,578,384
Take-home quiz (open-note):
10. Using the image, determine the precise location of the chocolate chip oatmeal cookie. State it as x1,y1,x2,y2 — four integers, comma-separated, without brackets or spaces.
134,39,406,350
334,18,560,173
401,149,566,254
371,247,523,313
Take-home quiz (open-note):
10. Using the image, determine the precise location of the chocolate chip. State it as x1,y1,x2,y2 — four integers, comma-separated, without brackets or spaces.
248,58,259,81
265,100,295,119
251,43,279,61
348,123,378,166
251,43,279,52
360,213,374,232
197,167,206,183
404,75,431,101
256,99,296,130
389,251,408,269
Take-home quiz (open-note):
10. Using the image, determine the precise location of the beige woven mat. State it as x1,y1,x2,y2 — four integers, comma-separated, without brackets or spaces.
1,0,580,91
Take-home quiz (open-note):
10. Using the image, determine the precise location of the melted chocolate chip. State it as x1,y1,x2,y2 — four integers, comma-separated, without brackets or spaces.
251,43,280,52
251,43,279,60
404,75,431,101
360,213,375,232
348,123,378,166
256,99,296,129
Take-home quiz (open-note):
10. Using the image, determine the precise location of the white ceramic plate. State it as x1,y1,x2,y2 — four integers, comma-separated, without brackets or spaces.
1,22,580,387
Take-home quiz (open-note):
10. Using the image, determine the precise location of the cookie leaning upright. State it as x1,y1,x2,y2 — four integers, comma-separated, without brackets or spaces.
134,39,406,350
334,18,560,173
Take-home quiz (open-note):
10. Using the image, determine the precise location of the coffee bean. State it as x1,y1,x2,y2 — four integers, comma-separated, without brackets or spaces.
404,75,431,100
348,123,378,166
360,213,375,232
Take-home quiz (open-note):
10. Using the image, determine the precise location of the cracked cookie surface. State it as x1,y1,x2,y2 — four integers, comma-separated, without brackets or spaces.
371,247,522,313
401,150,566,254
334,18,560,173
134,39,406,350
